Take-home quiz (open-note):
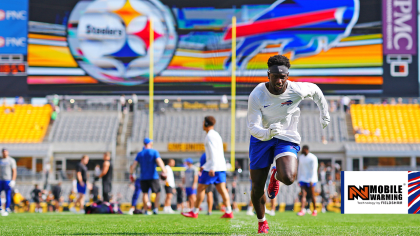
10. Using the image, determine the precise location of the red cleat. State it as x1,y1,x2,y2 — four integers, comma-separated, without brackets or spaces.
258,221,269,234
221,212,234,219
181,211,198,218
297,210,305,216
267,167,280,199
312,210,318,216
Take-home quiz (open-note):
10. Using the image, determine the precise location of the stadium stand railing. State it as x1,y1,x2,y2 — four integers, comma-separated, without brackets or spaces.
131,110,348,145
0,104,52,143
49,111,119,143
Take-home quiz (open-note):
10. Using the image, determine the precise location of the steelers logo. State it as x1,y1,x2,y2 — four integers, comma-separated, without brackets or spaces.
67,0,177,85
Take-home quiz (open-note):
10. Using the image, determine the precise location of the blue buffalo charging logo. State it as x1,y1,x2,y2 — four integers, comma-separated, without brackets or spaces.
281,100,293,107
223,0,360,69
408,171,420,214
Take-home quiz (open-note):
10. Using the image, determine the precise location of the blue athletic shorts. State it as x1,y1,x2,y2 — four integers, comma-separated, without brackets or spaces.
249,136,300,170
198,171,226,185
0,180,11,192
299,181,317,188
77,182,87,194
185,187,197,197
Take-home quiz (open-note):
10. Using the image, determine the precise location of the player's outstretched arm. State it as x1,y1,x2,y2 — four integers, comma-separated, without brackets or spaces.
248,95,281,140
300,83,330,129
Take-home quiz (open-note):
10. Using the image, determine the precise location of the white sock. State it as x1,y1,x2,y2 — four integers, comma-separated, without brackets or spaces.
258,217,266,223
247,206,253,212
226,206,232,214
193,207,199,214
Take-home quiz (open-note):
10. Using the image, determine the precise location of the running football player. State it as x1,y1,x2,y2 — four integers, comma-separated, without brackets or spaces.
247,55,329,233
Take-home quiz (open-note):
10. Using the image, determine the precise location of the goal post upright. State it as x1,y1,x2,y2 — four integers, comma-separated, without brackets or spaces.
149,18,154,140
230,16,236,172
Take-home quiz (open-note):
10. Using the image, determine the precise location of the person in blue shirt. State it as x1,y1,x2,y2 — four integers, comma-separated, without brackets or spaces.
128,138,166,215
199,153,215,215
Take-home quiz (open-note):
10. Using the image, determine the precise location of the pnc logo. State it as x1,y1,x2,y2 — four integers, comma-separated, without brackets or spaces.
0,37,5,47
348,185,369,200
0,10,27,21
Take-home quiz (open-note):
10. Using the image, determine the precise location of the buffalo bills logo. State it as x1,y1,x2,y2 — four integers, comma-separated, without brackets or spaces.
281,100,293,106
223,0,360,69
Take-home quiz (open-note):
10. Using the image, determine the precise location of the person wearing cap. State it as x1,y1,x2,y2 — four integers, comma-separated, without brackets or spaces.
128,138,167,215
182,158,198,211
0,148,17,216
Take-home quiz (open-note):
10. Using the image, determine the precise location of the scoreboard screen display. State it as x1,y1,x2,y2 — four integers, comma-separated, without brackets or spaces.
0,55,27,76
0,63,27,76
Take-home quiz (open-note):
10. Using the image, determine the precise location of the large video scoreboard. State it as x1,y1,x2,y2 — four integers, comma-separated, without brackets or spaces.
1,0,419,96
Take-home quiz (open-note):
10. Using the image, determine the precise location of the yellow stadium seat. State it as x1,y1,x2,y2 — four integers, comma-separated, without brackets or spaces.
350,104,420,143
0,105,52,143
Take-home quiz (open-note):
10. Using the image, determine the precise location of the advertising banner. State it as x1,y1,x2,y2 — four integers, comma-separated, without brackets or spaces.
0,0,28,54
382,0,417,55
382,0,419,96
341,171,420,214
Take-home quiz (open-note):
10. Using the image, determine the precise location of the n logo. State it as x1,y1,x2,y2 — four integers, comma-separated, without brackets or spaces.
348,185,369,200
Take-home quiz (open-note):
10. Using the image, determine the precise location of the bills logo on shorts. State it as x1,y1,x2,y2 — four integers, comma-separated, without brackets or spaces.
408,171,420,214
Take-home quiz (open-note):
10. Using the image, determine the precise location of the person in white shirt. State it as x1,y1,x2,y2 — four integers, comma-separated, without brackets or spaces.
163,159,176,213
182,116,233,219
297,146,319,216
247,55,329,233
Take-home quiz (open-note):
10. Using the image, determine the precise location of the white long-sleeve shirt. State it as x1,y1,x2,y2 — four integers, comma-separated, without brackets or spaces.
202,129,227,172
297,153,319,183
247,82,329,144
165,165,175,188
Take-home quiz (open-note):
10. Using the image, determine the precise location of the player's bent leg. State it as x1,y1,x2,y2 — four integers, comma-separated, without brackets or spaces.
195,184,207,209
153,192,160,214
182,184,206,218
309,185,317,216
215,182,233,219
142,193,149,213
267,167,280,199
207,191,213,214
250,167,270,221
5,185,12,211
131,181,141,207
275,155,298,185
298,185,308,216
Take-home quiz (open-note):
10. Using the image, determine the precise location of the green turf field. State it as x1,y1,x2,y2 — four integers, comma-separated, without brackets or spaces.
0,211,419,235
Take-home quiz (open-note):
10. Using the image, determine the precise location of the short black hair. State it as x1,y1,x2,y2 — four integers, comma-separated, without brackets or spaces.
204,116,216,127
302,145,309,150
267,55,291,69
